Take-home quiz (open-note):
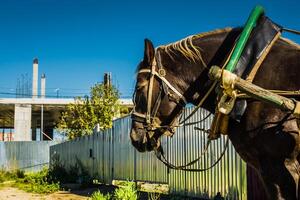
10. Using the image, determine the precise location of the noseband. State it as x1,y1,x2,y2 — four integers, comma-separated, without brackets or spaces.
132,51,187,135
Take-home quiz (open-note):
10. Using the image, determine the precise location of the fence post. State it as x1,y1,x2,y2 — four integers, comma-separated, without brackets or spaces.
111,124,114,183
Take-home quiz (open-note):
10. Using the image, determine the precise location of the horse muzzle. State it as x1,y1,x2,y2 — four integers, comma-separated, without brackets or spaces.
130,121,161,152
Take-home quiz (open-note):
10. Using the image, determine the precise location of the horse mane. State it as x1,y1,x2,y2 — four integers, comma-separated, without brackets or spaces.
158,27,300,66
158,28,233,67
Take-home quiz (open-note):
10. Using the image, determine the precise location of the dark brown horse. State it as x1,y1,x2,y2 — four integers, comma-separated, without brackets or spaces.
130,28,300,199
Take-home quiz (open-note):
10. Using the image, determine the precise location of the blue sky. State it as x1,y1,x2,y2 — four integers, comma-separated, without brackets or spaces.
0,0,299,98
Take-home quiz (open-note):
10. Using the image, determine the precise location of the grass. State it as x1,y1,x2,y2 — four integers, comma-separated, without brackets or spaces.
90,181,138,200
0,169,24,182
90,190,111,200
0,168,60,194
114,181,137,200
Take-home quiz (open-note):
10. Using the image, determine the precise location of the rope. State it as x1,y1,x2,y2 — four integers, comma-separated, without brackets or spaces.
282,27,300,35
154,38,238,172
183,112,212,127
155,137,229,172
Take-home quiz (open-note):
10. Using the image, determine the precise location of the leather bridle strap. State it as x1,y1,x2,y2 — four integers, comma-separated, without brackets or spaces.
132,55,187,131
146,58,156,124
138,68,187,103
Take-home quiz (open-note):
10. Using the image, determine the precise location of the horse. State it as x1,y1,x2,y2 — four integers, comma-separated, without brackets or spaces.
130,27,300,199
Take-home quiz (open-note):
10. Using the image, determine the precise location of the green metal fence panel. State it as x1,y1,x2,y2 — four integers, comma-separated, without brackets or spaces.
0,141,57,172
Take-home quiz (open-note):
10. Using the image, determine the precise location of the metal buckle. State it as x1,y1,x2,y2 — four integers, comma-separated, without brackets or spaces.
158,69,166,77
218,91,237,115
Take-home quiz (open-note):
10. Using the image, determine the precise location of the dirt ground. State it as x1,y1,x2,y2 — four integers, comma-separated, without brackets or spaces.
0,185,159,200
0,184,203,200
0,186,96,200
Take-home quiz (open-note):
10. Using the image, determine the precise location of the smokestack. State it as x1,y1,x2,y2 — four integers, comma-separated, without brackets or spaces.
41,73,46,98
32,58,38,98
104,72,111,87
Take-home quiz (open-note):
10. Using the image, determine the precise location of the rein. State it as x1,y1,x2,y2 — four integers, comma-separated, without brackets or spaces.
152,47,237,171
155,129,229,172
131,46,231,171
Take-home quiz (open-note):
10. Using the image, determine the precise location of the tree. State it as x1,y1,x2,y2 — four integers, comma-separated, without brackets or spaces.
57,83,121,139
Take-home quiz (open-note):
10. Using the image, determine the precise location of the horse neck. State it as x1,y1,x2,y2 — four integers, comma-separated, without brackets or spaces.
162,28,241,112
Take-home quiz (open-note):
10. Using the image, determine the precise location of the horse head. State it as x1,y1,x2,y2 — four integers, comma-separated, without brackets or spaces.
130,35,220,152
130,39,182,152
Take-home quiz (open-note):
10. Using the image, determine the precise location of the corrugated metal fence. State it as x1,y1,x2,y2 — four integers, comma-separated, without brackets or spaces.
0,141,57,172
50,108,247,199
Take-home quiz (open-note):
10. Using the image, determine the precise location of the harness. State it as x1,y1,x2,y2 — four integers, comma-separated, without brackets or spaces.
132,5,300,172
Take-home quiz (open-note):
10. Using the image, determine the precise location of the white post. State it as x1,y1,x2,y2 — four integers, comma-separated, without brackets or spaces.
32,58,38,98
40,74,45,141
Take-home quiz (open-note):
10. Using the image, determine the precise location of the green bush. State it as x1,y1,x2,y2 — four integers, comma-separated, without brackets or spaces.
15,180,60,194
47,154,69,184
89,181,138,200
90,190,111,200
0,169,24,182
15,168,60,194
48,154,92,186
0,168,60,194
114,181,138,200
15,170,25,179
0,171,4,183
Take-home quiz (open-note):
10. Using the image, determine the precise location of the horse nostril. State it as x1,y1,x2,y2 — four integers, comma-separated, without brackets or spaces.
130,128,147,152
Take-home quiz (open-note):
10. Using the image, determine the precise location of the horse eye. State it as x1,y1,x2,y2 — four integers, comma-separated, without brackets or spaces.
136,80,148,91
136,85,144,91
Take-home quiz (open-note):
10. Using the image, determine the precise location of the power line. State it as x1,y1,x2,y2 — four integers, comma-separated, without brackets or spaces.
0,91,131,99
0,92,81,99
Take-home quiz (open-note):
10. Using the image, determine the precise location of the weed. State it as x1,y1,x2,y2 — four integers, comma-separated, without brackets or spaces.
90,190,111,200
48,154,92,186
16,168,60,194
114,181,138,200
0,168,60,194
148,192,161,200
16,169,25,178
0,169,25,182
47,153,69,184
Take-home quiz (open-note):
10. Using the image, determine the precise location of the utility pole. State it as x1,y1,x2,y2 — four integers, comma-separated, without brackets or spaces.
40,73,46,141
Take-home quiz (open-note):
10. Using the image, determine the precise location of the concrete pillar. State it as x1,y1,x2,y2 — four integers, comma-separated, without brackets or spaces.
41,73,46,98
14,104,32,141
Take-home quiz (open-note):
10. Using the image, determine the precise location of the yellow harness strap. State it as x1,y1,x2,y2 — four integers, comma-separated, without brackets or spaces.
293,101,300,128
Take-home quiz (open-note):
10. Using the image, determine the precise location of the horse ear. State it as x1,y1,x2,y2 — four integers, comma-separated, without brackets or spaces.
143,39,155,65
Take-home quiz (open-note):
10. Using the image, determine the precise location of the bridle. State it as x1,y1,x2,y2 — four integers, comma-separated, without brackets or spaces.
131,50,187,136
131,46,219,136
131,49,229,172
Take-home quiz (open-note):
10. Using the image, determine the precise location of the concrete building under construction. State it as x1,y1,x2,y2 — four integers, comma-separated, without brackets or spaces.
0,59,132,141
